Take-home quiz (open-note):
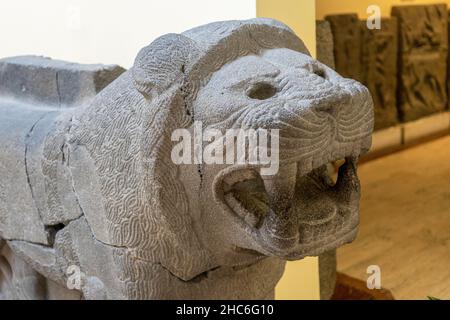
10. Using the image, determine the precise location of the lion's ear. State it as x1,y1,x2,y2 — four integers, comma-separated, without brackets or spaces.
132,33,199,96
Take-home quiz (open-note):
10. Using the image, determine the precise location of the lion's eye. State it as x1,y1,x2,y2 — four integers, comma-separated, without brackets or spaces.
247,82,277,100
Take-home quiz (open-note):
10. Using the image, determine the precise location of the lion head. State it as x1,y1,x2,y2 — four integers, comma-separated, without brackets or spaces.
71,18,373,298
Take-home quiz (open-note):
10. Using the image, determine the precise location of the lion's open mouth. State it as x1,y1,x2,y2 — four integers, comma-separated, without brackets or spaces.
215,156,361,259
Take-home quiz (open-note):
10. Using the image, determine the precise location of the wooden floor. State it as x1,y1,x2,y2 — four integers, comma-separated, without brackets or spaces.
337,135,450,300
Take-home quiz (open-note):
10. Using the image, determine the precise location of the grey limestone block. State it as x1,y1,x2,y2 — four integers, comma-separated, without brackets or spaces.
0,18,374,299
392,4,449,122
361,18,399,130
0,56,125,108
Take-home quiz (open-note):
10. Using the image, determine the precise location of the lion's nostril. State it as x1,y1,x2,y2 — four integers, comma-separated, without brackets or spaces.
316,104,334,113
247,82,277,100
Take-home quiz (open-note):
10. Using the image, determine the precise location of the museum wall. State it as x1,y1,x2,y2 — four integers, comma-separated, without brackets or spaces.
257,0,317,57
0,0,256,68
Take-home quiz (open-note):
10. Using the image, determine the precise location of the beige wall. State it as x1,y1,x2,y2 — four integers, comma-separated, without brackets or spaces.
0,0,256,68
317,0,450,19
257,0,316,57
257,0,321,300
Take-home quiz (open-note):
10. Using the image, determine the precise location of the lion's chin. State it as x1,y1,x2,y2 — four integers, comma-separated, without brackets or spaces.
214,154,361,259
272,225,359,260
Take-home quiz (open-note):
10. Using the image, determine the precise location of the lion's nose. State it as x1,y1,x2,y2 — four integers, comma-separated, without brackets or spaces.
313,89,352,115
315,103,334,114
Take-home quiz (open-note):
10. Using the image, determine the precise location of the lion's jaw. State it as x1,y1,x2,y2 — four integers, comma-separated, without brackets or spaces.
189,48,373,264
214,156,361,260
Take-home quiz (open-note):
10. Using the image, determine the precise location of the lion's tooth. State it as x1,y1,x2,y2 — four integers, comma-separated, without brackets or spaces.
334,156,360,203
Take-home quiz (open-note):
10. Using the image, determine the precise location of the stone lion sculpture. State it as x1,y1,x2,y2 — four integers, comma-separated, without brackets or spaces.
0,18,373,299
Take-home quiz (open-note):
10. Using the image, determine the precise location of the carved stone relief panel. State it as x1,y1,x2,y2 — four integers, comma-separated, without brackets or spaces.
392,4,448,122
316,20,336,70
325,14,364,83
361,18,399,130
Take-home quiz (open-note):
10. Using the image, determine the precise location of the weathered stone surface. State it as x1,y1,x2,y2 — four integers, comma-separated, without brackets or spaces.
392,4,448,122
0,56,125,108
316,20,335,70
0,57,126,246
0,240,47,299
325,14,363,82
0,18,374,299
361,18,399,130
0,105,51,245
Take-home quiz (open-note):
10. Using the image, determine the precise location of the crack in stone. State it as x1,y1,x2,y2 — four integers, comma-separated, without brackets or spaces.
132,255,221,283
24,112,52,233
62,116,85,223
55,71,62,108
7,238,53,248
